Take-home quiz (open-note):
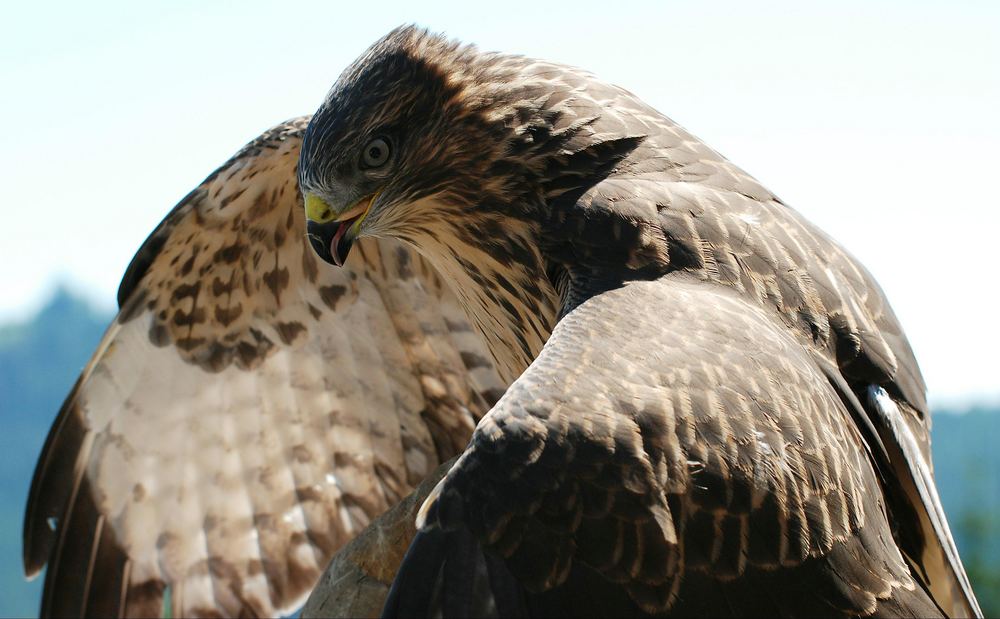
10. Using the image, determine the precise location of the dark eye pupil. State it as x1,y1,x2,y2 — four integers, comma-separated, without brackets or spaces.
363,137,390,167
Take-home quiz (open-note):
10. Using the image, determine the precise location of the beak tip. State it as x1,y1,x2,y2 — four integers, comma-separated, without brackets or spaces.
305,191,375,267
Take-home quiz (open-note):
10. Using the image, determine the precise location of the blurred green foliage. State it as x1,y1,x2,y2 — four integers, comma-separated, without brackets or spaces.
0,289,997,617
931,407,1000,615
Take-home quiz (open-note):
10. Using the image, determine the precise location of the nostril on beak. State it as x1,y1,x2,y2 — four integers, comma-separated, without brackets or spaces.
305,194,336,224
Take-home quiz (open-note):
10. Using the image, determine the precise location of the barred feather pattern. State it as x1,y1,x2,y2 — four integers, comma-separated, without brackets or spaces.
24,119,506,618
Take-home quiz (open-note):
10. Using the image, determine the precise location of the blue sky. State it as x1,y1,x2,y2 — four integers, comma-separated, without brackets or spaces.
1,0,998,403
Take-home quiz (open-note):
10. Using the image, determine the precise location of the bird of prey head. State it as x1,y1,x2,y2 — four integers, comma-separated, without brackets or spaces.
298,25,660,260
299,25,671,379
299,26,536,266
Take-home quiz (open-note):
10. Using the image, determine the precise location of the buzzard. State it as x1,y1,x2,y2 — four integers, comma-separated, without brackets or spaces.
297,27,982,617
26,26,982,619
24,118,508,617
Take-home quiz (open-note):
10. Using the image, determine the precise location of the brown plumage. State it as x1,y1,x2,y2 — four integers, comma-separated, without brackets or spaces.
24,118,506,617
297,27,981,617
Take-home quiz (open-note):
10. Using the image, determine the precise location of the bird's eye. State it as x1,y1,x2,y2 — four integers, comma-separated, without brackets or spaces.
361,137,391,168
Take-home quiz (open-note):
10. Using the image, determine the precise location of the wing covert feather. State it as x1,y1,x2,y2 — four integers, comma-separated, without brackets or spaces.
553,142,975,613
24,118,505,618
401,278,934,617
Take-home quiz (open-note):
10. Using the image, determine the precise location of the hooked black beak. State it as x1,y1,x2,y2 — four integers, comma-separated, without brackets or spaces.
306,218,359,267
304,192,376,267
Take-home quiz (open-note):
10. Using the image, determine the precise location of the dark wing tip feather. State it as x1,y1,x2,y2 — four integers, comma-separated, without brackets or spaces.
40,476,133,619
85,515,132,618
23,377,88,577
25,385,135,619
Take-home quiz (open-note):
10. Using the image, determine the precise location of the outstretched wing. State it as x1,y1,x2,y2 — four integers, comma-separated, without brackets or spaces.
386,277,941,618
23,118,506,618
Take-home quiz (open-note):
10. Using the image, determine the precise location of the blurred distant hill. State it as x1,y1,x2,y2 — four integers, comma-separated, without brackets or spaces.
1,289,997,617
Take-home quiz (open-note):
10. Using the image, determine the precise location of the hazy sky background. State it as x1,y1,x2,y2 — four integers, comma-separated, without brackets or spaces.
1,1,997,404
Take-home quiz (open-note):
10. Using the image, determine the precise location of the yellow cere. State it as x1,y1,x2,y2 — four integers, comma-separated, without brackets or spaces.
306,191,379,230
304,194,335,224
